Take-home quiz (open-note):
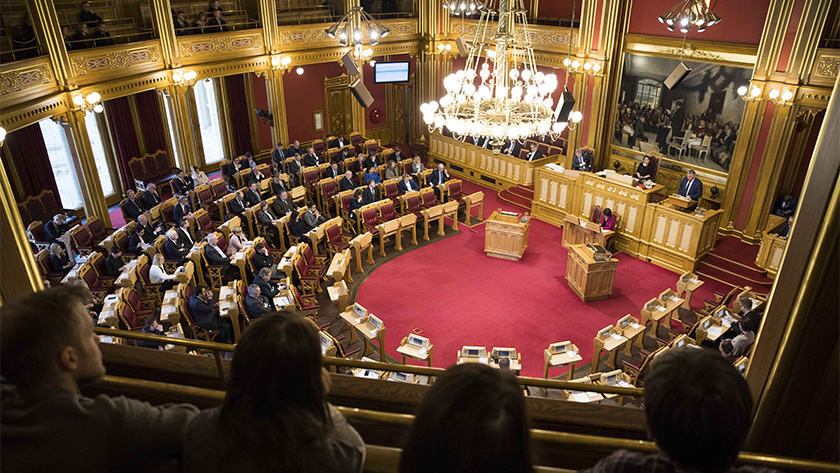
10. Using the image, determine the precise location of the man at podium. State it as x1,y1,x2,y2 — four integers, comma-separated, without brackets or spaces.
677,170,703,210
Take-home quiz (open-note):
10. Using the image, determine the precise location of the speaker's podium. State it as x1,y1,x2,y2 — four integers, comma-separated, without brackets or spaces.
566,244,618,302
484,210,530,261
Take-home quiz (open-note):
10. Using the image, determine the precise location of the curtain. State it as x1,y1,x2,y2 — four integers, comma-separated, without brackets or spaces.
135,90,169,157
225,74,253,156
105,97,142,190
2,123,59,201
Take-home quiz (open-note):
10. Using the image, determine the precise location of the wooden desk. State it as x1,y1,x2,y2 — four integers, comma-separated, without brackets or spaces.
562,214,614,248
115,259,139,288
397,339,434,367
663,195,697,211
327,280,349,312
97,293,121,328
566,244,617,302
484,211,530,261
564,379,605,404
592,326,629,373
488,354,522,371
349,232,374,273
543,347,583,380
338,309,386,361
676,272,704,309
61,257,89,284
638,204,723,272
463,191,484,223
419,204,443,241
327,249,353,283
396,214,418,250
755,214,787,277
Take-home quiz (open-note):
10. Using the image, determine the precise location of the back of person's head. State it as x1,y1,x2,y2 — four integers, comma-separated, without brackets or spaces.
739,295,752,312
739,318,755,333
218,310,330,469
719,339,734,356
399,363,532,473
1,286,103,388
643,347,752,472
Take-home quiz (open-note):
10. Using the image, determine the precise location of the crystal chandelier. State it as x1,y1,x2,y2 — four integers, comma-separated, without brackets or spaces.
442,0,485,15
658,0,721,33
324,6,390,61
421,0,573,145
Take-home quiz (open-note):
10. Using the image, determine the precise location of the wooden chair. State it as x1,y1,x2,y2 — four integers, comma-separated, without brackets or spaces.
396,213,418,249
209,178,228,201
85,216,113,244
69,224,95,256
179,296,223,343
325,220,352,257
135,254,164,305
380,179,401,208
318,178,339,217
356,204,381,237
88,252,117,289
591,325,629,373
690,134,713,161
291,285,320,320
668,129,691,157
293,254,322,294
197,241,225,291
622,345,668,386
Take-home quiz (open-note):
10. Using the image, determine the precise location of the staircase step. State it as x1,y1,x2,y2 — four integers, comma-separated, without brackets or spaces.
709,236,761,267
498,189,533,211
705,253,767,277
508,186,534,200
698,262,773,290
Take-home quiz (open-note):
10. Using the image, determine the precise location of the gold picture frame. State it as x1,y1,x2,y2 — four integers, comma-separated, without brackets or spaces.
313,109,325,132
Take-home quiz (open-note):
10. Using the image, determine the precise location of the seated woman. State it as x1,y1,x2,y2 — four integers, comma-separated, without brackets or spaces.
225,226,248,257
384,160,400,180
191,165,210,187
149,253,180,292
49,242,74,276
364,167,381,184
635,155,655,180
411,156,424,176
348,189,363,221
600,208,616,231
399,363,532,473
288,211,310,238
183,311,365,473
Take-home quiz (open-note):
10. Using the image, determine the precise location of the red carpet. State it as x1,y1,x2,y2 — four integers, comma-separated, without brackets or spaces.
499,184,536,211
698,236,773,293
356,180,730,377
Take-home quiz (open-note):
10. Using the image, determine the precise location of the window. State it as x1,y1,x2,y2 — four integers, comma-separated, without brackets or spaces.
194,79,224,164
84,111,115,197
161,92,183,169
39,119,83,209
635,79,662,108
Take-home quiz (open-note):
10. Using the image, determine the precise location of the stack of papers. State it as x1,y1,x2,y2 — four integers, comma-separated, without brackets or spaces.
610,333,624,341
616,380,633,388
565,350,577,358
706,326,724,338
274,296,291,307
417,347,428,357
478,356,488,364
629,322,642,329
571,392,590,402
656,306,667,312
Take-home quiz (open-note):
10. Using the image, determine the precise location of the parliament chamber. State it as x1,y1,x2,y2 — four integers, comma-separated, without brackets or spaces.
0,0,838,471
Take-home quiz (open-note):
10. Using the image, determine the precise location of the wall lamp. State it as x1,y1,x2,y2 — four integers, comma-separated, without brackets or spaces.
73,92,103,113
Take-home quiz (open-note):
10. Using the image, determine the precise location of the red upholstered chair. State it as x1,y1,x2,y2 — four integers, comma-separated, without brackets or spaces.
293,254,321,295
379,201,397,223
80,265,110,300
646,155,660,180
210,179,228,200
537,142,550,155
70,225,95,256
365,140,380,154
113,231,139,263
421,189,439,209
318,179,338,217
137,255,163,304
118,301,148,331
161,199,177,226
360,206,380,236
301,242,328,270
382,180,400,207
26,221,50,252
405,193,423,217
36,250,65,286
291,285,319,320
17,204,32,228
123,287,156,317
328,148,341,164
302,167,320,189
326,223,350,256
590,206,602,225
350,132,363,149
89,252,116,288
194,210,218,238
86,216,111,244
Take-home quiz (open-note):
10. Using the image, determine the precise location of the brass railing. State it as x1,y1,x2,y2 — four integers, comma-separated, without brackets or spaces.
94,375,839,473
95,327,643,396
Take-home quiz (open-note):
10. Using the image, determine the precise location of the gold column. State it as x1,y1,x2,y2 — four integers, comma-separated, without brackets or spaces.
416,46,440,146
419,0,440,38
155,89,178,169
259,0,281,55
26,0,73,88
216,77,236,158
265,68,290,147
151,0,180,68
529,0,539,19
243,73,262,153
170,84,201,169
64,110,112,227
0,161,44,301
127,96,147,156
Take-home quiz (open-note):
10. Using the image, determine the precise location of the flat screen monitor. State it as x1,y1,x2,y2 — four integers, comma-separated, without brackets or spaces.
374,61,409,83
496,350,509,358
467,349,479,356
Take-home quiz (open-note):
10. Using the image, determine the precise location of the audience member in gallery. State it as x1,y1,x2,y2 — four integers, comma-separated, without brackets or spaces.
348,189,364,220
191,165,210,187
192,12,208,33
183,312,365,473
776,216,793,238
572,148,592,172
399,363,532,473
49,242,74,277
398,173,419,194
0,285,199,471
174,11,192,35
384,160,400,180
365,167,381,185
205,8,227,33
773,194,797,218
501,139,521,157
62,26,75,50
579,347,768,473
92,21,114,48
79,1,103,28
411,155,424,176
600,208,616,231
635,155,655,180
123,189,145,220
526,142,542,162
73,24,95,49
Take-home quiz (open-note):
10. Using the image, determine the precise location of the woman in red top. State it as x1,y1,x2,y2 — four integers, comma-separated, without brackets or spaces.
600,208,616,231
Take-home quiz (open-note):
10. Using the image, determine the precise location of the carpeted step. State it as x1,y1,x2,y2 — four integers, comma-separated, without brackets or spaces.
704,253,770,280
709,236,761,267
697,262,772,292
508,186,535,201
498,189,533,210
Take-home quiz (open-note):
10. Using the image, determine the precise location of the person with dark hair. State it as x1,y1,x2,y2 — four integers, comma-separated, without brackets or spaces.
62,26,75,50
271,142,287,167
288,210,309,238
252,267,281,310
340,170,357,191
399,363,532,473
245,181,262,207
362,179,378,205
92,21,114,47
635,155,654,180
206,8,227,33
303,201,326,229
272,189,295,217
174,11,191,35
600,208,615,231
776,216,794,238
677,169,703,211
79,1,102,28
138,318,166,350
670,101,685,138
104,245,125,277
128,226,147,255
729,319,756,358
173,195,193,224
398,173,419,194
580,347,757,473
364,166,381,185
252,242,285,280
303,147,320,167
348,188,364,221
256,201,282,247
773,194,797,218
188,285,233,343
572,148,592,172
719,339,735,363
191,11,208,34
183,311,365,472
0,286,198,471
74,23,95,49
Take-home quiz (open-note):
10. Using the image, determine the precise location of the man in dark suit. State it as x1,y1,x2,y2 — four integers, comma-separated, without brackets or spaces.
526,143,543,162
776,216,793,238
572,149,592,172
123,190,145,220
252,242,285,279
389,146,405,163
104,246,125,277
244,182,262,208
670,102,685,144
271,142,286,169
271,190,295,217
245,284,270,319
173,196,193,224
173,10,191,35
252,268,281,308
206,8,227,33
340,171,357,191
501,140,521,157
205,234,231,273
329,135,347,149
247,166,267,185
287,140,303,157
429,163,450,187
177,218,196,248
44,214,69,243
362,180,378,205
475,136,491,148
256,202,281,247
140,183,162,209
136,214,162,244
229,191,247,219
325,163,340,179
189,286,232,343
677,169,703,205
163,229,187,263
92,21,114,47
172,169,191,195
128,227,148,254
363,153,379,170
398,174,419,194
288,154,304,186
228,157,244,185
303,147,320,167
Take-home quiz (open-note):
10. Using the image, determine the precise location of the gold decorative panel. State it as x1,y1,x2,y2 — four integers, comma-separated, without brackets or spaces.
178,33,264,58
279,20,417,47
71,44,161,76
452,21,572,52
0,60,52,96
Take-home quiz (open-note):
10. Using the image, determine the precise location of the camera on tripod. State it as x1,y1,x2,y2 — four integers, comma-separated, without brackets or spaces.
254,108,273,127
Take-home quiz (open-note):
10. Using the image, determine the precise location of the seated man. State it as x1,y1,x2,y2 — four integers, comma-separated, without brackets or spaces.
252,243,285,280
390,146,406,163
0,285,199,470
271,142,286,167
177,218,196,248
776,216,794,238
303,201,326,229
79,1,102,28
244,284,270,319
303,147,320,167
172,169,192,195
163,229,187,264
137,214,162,244
123,190,145,220
728,319,756,358
325,162,340,179
245,182,262,208
173,196,193,224
173,10,192,35
580,347,757,473
773,194,797,217
229,191,247,219
188,285,233,343
256,202,282,247
45,214,70,245
340,171,357,191
287,139,303,157
429,163,450,187
398,173,419,194
501,139,521,157
677,169,703,210
92,21,114,47
140,183,162,209
252,267,281,310
128,227,150,255
362,179,379,205
271,190,295,217
525,142,542,162
572,148,592,172
247,165,267,185
104,246,125,277
204,234,231,274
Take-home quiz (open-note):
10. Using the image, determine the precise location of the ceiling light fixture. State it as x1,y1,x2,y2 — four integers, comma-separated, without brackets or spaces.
658,0,721,33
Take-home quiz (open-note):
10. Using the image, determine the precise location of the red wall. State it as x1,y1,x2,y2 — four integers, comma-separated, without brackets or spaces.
537,1,581,19
251,74,273,152
283,61,344,143
735,104,775,230
364,58,389,130
775,0,806,72
628,0,770,45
